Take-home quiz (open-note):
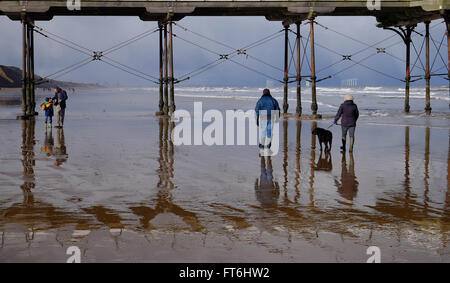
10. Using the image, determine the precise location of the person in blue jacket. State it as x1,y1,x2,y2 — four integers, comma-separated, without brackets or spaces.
255,89,280,149
52,87,68,128
334,94,359,152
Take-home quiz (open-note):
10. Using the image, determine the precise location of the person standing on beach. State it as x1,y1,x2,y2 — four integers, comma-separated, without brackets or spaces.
255,88,280,149
53,87,68,128
334,94,359,152
42,97,54,128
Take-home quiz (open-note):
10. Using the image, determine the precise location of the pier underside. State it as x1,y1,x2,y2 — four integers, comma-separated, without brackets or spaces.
0,1,448,27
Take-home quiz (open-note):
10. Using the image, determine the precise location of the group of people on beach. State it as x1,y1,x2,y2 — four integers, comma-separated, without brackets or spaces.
41,87,68,128
255,88,359,153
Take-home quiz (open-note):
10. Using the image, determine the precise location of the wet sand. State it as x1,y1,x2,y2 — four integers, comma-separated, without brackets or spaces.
0,87,449,262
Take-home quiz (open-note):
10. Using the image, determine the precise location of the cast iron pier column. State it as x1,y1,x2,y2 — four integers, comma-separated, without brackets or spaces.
296,21,302,116
310,18,318,116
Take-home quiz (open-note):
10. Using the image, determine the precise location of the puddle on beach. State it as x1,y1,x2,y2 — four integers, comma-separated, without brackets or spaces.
0,88,449,262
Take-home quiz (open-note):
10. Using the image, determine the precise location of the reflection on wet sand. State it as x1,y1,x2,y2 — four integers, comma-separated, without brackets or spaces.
315,151,332,172
309,121,317,207
367,127,449,252
282,119,289,204
41,127,54,157
294,120,301,203
55,128,68,166
334,153,358,205
255,156,280,208
1,121,89,245
131,117,204,232
21,120,36,204
1,118,449,261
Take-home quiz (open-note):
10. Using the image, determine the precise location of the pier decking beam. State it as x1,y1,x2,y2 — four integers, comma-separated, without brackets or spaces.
309,17,318,117
169,19,175,114
283,22,289,114
425,21,432,115
296,21,302,116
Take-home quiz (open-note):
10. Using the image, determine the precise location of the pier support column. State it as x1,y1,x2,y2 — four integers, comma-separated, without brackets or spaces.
158,22,164,114
28,21,36,116
163,23,169,115
169,20,175,115
296,21,302,116
404,27,413,113
26,21,32,117
20,17,27,119
309,18,318,117
425,21,432,115
384,25,416,112
445,14,450,109
283,22,289,114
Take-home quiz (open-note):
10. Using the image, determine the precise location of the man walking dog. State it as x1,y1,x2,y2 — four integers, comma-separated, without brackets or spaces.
334,94,359,152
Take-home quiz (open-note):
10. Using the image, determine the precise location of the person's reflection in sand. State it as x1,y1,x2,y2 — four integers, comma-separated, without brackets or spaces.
335,153,359,205
131,118,204,232
314,151,332,172
54,128,68,166
40,126,54,157
255,156,280,208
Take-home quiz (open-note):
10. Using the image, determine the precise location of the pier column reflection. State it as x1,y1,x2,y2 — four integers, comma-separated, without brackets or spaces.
309,121,317,207
443,130,449,248
131,117,203,232
294,120,302,203
282,118,289,203
424,127,430,211
21,119,36,205
404,127,411,207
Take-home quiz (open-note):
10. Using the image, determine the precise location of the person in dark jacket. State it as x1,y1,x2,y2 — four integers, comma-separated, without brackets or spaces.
334,94,359,152
52,87,68,128
255,89,280,149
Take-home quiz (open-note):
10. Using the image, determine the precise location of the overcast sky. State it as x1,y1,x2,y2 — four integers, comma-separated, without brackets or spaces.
0,16,448,87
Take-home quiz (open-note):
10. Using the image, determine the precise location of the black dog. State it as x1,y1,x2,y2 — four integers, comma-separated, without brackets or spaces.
312,127,333,152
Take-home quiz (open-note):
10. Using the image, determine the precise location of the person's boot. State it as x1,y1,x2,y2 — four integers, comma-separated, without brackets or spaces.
349,137,355,152
340,138,346,153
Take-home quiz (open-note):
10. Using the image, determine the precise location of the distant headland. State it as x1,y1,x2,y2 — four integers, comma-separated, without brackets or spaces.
0,65,100,89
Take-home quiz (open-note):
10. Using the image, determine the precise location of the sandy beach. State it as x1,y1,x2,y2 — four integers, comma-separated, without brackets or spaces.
0,87,449,262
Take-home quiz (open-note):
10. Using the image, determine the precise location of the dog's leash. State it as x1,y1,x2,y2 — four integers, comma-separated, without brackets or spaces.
327,123,340,129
